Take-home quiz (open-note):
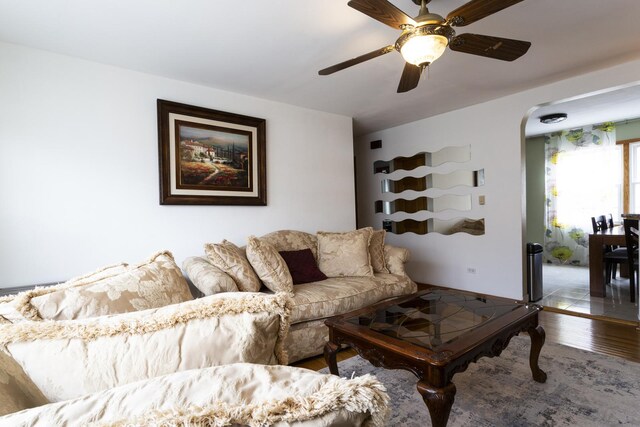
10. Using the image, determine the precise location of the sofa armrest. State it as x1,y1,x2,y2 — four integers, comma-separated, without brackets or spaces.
384,245,410,276
0,293,291,403
182,256,238,295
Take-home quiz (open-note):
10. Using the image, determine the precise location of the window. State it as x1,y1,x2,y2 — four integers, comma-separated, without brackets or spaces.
555,145,622,230
630,141,640,212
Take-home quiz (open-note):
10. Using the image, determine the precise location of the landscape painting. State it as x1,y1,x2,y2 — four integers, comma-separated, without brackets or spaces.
158,99,266,205
177,123,251,190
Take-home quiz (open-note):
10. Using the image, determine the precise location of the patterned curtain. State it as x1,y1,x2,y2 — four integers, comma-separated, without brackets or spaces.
543,122,617,266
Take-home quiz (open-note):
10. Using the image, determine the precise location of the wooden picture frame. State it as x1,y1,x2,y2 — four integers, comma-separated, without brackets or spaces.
157,99,266,205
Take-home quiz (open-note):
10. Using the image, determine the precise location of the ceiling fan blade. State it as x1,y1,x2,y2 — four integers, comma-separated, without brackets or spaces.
319,45,395,75
449,33,531,61
397,63,423,93
348,0,416,30
447,0,524,27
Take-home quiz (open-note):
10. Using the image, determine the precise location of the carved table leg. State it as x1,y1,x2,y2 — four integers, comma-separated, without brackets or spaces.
323,341,340,376
528,325,547,383
417,380,456,427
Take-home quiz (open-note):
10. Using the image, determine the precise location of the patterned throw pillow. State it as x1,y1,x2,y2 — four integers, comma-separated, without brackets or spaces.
316,228,374,278
0,293,291,403
279,249,328,285
27,251,193,321
258,230,319,259
369,229,390,274
182,257,239,296
0,262,130,323
246,236,294,295
204,240,261,292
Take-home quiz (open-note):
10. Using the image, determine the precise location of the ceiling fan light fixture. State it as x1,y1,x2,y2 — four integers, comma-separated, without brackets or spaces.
396,24,455,67
539,113,568,124
400,34,448,66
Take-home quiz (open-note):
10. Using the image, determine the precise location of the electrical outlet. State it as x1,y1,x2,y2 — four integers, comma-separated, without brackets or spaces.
467,267,477,274
479,195,485,205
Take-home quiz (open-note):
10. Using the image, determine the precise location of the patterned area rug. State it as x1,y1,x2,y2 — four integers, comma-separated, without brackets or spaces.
320,336,640,426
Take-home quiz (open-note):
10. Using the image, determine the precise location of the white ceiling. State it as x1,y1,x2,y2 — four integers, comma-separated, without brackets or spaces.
1,0,640,136
526,83,640,137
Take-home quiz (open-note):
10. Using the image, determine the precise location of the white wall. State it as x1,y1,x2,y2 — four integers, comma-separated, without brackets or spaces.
0,42,356,287
356,59,640,300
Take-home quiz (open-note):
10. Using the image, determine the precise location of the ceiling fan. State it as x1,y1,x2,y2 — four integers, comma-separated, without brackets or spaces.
319,0,531,93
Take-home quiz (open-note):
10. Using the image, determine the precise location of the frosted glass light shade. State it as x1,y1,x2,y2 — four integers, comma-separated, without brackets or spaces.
400,34,448,66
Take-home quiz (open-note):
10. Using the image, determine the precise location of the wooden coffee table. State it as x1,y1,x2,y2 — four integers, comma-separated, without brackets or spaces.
324,289,546,427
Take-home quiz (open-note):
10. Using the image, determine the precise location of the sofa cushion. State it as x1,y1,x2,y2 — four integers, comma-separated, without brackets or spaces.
246,236,294,295
317,228,374,278
182,256,238,295
369,229,390,274
0,293,290,403
0,262,129,323
1,252,193,322
279,249,328,285
0,350,48,416
0,364,389,427
259,230,318,259
289,274,417,324
204,240,261,292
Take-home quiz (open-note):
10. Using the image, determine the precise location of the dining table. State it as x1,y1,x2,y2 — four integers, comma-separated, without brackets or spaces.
588,225,626,297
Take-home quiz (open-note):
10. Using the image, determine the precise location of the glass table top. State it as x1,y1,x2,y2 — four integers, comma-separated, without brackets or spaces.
346,289,523,351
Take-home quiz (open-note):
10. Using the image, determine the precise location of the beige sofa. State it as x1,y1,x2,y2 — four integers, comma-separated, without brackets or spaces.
0,293,390,426
183,229,417,363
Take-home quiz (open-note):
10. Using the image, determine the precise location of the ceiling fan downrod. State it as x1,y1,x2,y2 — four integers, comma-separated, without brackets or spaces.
420,0,428,16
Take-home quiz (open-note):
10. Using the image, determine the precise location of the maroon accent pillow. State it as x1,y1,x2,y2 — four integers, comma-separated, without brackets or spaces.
278,249,328,285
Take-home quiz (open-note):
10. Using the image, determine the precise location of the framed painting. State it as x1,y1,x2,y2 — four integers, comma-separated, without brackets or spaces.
157,99,266,205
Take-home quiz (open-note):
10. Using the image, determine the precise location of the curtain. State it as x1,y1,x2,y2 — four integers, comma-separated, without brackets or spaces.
543,122,618,266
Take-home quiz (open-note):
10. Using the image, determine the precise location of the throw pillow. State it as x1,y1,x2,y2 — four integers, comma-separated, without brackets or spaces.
0,365,389,427
279,249,328,285
258,230,319,259
316,228,374,277
0,293,291,403
0,262,129,323
369,229,390,273
0,350,48,416
27,251,193,321
182,257,239,295
246,237,294,295
204,240,261,292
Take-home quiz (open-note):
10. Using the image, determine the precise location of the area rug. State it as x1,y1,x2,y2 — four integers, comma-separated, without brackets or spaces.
320,336,640,426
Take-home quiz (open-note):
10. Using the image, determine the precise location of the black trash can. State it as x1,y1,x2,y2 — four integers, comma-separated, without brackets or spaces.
527,243,543,302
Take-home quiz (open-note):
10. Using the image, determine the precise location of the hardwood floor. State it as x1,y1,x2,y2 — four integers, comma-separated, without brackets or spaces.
293,310,640,371
540,310,640,363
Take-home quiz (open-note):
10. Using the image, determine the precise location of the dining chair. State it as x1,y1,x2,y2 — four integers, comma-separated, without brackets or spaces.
623,218,639,303
591,215,607,233
606,213,627,279
592,215,625,284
